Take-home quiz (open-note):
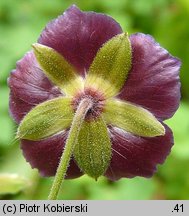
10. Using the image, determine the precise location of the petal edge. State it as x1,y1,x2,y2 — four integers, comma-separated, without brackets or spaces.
105,124,173,181
118,33,181,120
21,131,83,178
38,5,122,75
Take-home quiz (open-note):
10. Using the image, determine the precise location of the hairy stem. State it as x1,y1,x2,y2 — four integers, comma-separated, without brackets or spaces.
48,98,93,200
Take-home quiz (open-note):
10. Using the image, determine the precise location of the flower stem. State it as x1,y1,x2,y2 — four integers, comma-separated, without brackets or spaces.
48,98,93,200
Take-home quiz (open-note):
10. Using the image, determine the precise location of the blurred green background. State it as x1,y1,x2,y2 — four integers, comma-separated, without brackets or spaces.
0,0,189,200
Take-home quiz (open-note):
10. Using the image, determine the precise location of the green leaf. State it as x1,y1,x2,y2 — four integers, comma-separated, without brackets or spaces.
0,174,29,195
17,97,74,140
103,99,165,137
32,43,84,96
85,33,131,98
74,117,111,179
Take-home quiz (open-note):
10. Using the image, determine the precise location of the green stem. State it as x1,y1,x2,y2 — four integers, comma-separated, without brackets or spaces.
48,98,93,200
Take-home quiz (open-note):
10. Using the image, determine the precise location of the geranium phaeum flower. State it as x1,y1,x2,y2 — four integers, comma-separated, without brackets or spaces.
8,5,181,181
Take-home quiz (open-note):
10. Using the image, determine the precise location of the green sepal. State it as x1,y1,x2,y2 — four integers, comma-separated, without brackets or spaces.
73,117,111,180
102,99,165,137
32,43,83,96
85,33,131,98
17,97,74,141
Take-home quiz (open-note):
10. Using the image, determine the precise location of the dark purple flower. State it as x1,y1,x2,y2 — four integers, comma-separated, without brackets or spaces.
8,5,181,181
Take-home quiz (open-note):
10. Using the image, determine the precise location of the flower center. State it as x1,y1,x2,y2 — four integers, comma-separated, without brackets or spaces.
71,88,105,121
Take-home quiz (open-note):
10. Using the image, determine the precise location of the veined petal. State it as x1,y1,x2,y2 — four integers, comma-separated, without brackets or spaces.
38,5,122,74
9,92,35,123
85,33,132,98
32,43,83,96
17,97,74,141
105,125,173,180
8,51,62,123
74,117,111,179
118,33,181,120
102,99,165,137
21,131,83,178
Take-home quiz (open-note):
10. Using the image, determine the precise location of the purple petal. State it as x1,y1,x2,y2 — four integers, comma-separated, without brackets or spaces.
105,124,173,181
38,5,122,75
9,92,34,123
8,51,62,123
118,33,181,120
21,131,83,179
